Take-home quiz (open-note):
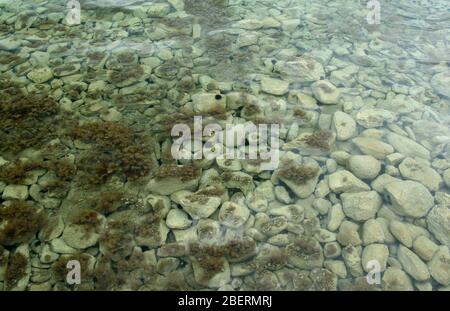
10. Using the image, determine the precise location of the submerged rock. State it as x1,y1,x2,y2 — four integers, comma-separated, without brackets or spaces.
397,245,430,282
274,56,325,82
328,170,370,193
398,157,442,191
356,109,397,128
347,155,381,180
171,190,221,219
218,201,250,228
428,247,450,286
382,267,413,291
430,70,450,98
341,191,382,222
333,111,357,141
147,164,201,195
311,80,340,104
427,205,450,248
260,77,290,96
385,180,434,218
352,137,394,159
386,132,430,159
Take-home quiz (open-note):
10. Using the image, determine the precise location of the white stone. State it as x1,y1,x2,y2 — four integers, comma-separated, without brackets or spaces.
261,77,290,95
278,158,320,198
274,186,292,204
147,3,171,17
430,70,450,98
5,245,30,291
386,180,434,218
371,174,401,194
413,236,439,262
362,219,385,245
341,191,382,221
62,223,100,249
427,205,450,248
50,238,77,254
386,132,430,159
2,185,28,200
268,204,304,224
328,170,370,193
0,37,21,50
347,155,381,180
397,245,430,281
342,245,363,277
191,256,230,288
428,247,450,286
218,201,250,228
382,267,413,291
168,0,184,11
337,221,361,246
171,190,221,220
166,209,192,229
236,32,258,47
27,67,53,83
399,157,442,191
444,169,450,187
274,56,325,82
311,80,341,104
327,203,345,232
333,111,357,141
39,244,59,263
147,165,200,195
192,92,226,114
356,109,397,128
389,220,413,248
352,137,394,159
362,244,388,272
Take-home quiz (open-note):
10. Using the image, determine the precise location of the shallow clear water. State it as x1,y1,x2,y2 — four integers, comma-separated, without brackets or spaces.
0,0,449,291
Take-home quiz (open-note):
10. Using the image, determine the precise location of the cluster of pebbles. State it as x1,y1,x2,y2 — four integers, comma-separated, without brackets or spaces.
0,0,449,291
